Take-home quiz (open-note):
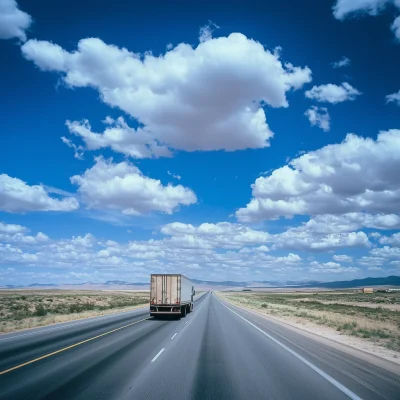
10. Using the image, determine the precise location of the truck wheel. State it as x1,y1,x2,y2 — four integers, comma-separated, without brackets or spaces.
181,306,187,318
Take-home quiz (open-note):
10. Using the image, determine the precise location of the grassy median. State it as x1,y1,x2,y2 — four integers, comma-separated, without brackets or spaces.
219,291,400,352
0,290,149,333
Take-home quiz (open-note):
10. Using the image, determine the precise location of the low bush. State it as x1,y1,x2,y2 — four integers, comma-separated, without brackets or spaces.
69,302,95,313
337,321,357,331
34,304,47,316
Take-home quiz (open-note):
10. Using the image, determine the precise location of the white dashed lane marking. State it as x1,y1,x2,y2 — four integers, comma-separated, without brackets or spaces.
151,348,165,363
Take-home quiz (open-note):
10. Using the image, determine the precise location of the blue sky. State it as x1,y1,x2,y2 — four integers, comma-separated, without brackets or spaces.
1,0,400,285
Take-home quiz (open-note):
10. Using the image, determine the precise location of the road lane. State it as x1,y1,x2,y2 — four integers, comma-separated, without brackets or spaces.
124,293,399,400
0,309,149,373
217,295,400,400
0,293,207,373
0,292,399,400
0,294,207,399
126,292,352,400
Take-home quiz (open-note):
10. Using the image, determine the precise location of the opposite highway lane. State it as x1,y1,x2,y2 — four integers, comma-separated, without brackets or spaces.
0,292,399,399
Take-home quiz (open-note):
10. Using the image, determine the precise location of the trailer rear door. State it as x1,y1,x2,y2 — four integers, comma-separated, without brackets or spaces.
151,275,181,305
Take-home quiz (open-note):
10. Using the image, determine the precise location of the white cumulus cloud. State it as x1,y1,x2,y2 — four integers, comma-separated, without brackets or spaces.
305,82,361,104
333,0,392,19
273,230,370,252
0,0,32,41
332,56,351,68
0,222,49,245
199,21,220,43
1,218,393,282
65,117,171,159
309,260,358,274
236,129,400,222
0,221,27,234
21,32,312,155
61,136,84,160
386,89,400,105
304,106,330,132
0,174,79,213
370,246,400,258
333,254,353,262
161,222,270,249
333,0,400,40
0,231,49,244
167,171,181,180
392,15,400,39
161,221,370,253
70,157,197,215
299,213,400,233
379,233,400,246
369,232,382,239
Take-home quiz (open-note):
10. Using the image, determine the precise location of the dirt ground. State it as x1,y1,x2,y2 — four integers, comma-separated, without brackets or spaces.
293,299,400,311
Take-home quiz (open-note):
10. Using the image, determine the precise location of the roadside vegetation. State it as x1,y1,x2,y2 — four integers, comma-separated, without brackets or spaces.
0,290,149,333
219,291,400,352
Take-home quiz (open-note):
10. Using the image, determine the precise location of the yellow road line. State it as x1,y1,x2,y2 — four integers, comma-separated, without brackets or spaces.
0,317,150,375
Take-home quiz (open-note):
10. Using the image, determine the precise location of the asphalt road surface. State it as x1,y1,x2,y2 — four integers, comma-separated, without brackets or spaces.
0,292,399,400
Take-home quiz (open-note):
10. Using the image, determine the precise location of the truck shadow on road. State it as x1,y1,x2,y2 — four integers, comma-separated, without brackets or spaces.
149,316,183,321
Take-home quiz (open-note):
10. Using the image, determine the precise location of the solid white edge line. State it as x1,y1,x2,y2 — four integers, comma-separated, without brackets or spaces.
184,321,188,325
171,333,177,340
216,297,362,400
151,348,165,362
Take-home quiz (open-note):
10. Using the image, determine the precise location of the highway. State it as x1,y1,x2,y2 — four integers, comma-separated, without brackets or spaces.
0,292,399,400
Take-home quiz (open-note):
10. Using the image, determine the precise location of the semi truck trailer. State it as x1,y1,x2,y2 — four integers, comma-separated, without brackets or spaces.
150,274,195,318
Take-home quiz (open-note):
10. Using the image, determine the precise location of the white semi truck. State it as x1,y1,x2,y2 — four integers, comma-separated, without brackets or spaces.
150,274,195,318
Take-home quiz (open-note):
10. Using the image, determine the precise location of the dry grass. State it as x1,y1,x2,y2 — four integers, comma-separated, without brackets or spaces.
219,291,400,352
0,290,149,333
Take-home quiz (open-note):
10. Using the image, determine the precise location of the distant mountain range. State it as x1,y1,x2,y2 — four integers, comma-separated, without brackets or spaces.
192,276,400,289
1,276,399,290
296,275,400,289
